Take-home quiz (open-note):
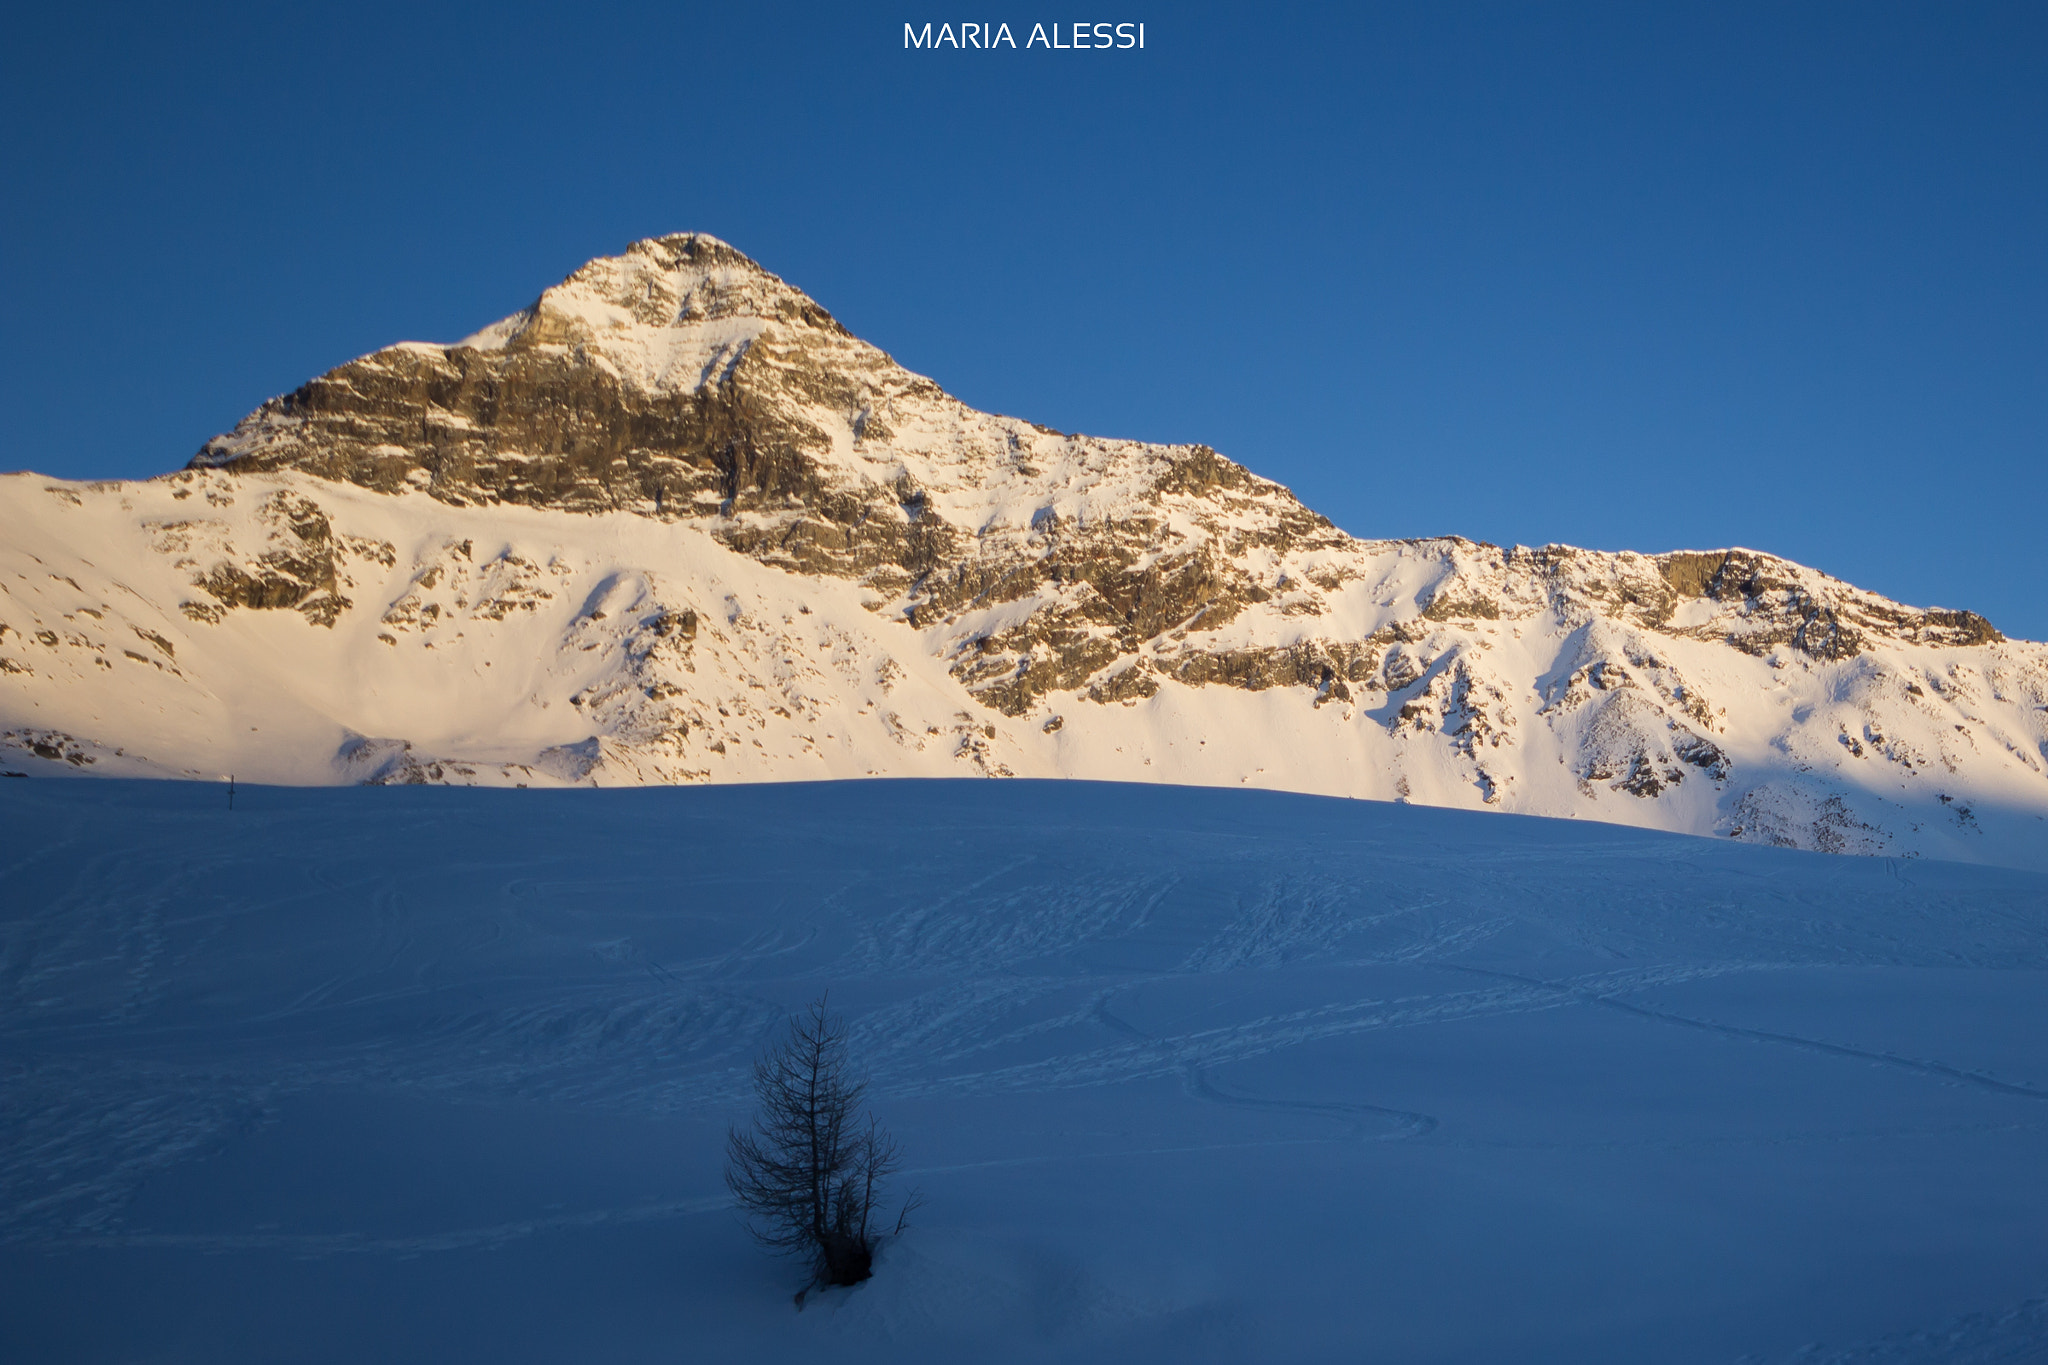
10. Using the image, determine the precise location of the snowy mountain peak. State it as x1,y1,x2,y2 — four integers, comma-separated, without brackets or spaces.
6,237,2047,869
458,233,851,359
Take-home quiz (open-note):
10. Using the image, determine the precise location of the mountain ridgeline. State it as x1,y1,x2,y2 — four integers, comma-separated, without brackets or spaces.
3,234,2044,867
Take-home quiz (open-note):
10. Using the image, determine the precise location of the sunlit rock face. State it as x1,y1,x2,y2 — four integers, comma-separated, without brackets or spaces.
3,233,2044,867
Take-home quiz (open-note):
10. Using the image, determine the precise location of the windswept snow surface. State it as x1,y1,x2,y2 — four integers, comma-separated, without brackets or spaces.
4,778,2048,1363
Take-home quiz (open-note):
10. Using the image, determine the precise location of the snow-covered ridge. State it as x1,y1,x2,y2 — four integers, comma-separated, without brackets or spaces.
6,233,2047,869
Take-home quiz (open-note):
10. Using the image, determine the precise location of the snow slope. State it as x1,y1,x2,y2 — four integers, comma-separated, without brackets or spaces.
3,233,2045,870
3,777,2047,1362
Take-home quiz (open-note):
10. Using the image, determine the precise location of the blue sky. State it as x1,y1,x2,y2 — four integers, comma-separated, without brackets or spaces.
4,2,2043,636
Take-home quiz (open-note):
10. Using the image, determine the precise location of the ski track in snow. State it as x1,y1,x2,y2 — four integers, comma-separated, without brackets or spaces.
1446,964,2048,1104
4,778,2048,1362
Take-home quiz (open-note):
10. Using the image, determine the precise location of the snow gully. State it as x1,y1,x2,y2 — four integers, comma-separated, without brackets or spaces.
903,22,1144,49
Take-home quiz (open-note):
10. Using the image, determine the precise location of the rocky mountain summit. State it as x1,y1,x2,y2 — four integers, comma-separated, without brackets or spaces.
5,233,2046,868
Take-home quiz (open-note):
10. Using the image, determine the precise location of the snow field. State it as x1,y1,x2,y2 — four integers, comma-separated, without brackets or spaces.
3,777,2047,1362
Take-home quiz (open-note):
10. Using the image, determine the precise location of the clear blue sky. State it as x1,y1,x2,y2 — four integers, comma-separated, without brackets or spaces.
4,2,2043,637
